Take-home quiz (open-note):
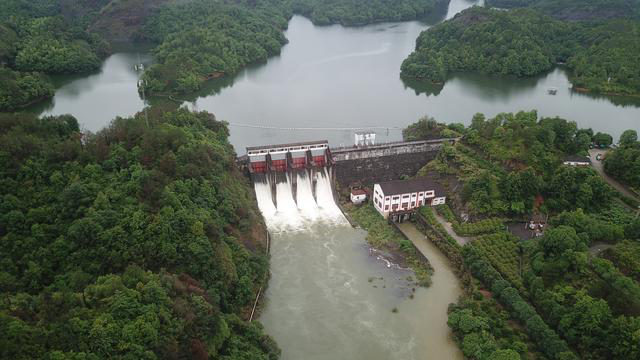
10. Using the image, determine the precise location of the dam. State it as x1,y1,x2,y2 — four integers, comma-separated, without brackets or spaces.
241,138,457,213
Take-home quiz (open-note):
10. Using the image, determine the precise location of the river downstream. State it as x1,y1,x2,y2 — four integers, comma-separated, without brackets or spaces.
254,172,463,360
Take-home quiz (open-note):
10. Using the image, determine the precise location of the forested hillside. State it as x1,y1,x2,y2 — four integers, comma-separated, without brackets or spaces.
486,0,640,21
401,7,640,96
0,109,279,359
414,111,615,216
407,113,640,359
139,1,291,95
291,0,440,26
0,0,110,111
604,130,640,190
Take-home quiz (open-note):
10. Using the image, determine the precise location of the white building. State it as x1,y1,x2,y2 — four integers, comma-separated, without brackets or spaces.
563,155,591,166
373,178,446,219
350,189,367,204
355,132,376,147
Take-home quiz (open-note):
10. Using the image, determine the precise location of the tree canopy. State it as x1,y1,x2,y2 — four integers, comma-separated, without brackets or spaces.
292,0,439,26
0,0,111,111
0,108,278,359
485,0,640,21
401,7,640,96
604,130,640,189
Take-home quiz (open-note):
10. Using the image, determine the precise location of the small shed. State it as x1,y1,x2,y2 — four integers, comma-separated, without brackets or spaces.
350,189,367,204
563,155,591,166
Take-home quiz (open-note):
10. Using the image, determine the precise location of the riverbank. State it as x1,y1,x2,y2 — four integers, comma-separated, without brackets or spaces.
395,222,464,360
344,202,434,287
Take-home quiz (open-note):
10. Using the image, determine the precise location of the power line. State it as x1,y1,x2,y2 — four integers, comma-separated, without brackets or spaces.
226,122,403,132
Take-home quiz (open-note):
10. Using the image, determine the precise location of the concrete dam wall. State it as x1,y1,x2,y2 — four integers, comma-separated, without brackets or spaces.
331,139,455,189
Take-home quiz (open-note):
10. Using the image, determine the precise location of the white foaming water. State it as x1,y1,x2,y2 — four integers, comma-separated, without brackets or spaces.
316,169,345,222
253,169,346,232
254,180,276,217
276,176,299,214
296,173,319,219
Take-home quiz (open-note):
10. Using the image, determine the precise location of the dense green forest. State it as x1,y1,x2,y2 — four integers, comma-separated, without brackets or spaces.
0,0,111,111
291,0,440,26
604,129,640,189
0,108,279,359
406,113,640,359
485,0,640,21
0,66,54,111
401,7,640,96
139,1,291,95
416,110,616,216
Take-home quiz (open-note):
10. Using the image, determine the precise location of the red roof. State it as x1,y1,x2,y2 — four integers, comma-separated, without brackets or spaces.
351,189,367,195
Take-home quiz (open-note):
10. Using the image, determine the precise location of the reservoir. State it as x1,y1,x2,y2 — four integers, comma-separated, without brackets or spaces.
26,0,640,149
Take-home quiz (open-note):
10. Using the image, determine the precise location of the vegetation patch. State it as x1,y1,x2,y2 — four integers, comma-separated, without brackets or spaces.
604,129,640,190
0,108,278,359
347,203,433,287
401,6,640,97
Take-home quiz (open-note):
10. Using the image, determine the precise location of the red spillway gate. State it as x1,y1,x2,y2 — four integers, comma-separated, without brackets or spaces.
246,140,330,173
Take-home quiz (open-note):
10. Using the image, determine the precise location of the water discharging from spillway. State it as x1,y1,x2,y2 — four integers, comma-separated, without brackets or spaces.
254,169,463,360
254,169,346,232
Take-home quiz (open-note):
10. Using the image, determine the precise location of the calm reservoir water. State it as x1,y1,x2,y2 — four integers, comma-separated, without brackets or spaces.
27,0,639,148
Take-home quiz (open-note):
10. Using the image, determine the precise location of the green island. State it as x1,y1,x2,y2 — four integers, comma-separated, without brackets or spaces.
399,111,640,360
0,0,111,111
0,108,279,359
485,0,640,21
401,6,640,97
291,0,441,26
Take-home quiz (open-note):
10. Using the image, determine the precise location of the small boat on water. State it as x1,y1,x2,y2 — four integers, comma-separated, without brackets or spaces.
547,87,558,95
134,64,144,71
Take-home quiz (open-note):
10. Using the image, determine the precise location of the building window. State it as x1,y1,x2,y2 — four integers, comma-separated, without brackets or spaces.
384,205,389,211
393,196,400,200
411,202,416,207
392,204,398,210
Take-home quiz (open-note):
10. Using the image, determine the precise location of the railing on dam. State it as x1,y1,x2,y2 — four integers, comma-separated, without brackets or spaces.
330,138,459,162
237,138,459,165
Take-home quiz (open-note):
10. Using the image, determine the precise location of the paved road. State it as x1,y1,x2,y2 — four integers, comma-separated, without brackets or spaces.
589,149,640,202
432,213,473,246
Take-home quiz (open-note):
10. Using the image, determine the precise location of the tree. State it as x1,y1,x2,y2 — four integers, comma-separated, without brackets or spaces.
593,132,613,147
619,129,638,147
488,349,521,360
